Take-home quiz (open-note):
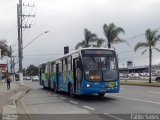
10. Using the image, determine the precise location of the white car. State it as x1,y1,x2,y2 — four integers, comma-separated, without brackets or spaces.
32,76,39,82
26,76,31,80
144,73,149,77
127,73,133,78
132,73,140,78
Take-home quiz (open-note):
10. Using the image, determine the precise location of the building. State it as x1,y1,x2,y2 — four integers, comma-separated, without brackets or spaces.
0,64,7,80
119,64,160,75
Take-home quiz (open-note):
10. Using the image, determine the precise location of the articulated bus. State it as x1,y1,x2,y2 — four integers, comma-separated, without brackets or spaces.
39,48,120,97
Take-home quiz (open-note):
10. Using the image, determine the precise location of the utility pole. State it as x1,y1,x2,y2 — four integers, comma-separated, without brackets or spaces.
13,56,15,81
6,58,9,74
19,0,23,85
17,0,23,85
17,0,35,85
10,46,13,81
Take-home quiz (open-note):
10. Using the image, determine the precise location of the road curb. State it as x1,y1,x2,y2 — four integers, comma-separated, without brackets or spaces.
2,87,30,120
10,87,31,105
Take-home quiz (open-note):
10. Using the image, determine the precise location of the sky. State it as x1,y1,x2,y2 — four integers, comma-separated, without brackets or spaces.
0,0,160,71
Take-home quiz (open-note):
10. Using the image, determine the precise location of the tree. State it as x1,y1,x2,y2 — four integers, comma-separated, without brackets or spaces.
134,29,160,83
26,64,38,76
103,23,125,48
0,39,11,58
93,38,105,47
75,29,97,49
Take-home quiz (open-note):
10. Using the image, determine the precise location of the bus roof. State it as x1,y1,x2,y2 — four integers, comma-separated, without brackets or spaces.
63,47,114,56
39,47,115,65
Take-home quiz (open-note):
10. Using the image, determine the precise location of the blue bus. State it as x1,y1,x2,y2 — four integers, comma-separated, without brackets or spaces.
39,48,120,97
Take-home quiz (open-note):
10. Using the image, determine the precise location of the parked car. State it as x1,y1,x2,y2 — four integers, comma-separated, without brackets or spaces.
132,73,140,78
26,76,31,80
139,73,144,76
144,73,150,77
120,73,124,78
155,76,160,82
15,74,19,81
23,76,26,80
127,73,133,78
32,76,39,82
120,73,128,78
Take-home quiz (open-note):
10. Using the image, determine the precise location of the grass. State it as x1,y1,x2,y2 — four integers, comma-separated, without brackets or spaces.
121,80,160,87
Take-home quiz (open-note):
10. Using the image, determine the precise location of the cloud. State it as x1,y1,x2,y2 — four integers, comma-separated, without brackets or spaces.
1,0,160,69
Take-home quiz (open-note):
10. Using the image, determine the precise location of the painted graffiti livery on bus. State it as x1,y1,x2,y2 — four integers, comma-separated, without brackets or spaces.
39,48,120,97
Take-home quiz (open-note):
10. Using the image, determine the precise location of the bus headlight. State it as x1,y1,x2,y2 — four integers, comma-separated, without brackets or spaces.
115,82,118,86
86,84,91,88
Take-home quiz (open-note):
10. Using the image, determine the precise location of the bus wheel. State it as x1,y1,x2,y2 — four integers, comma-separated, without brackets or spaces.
98,93,105,97
54,82,57,93
43,86,46,89
69,84,75,98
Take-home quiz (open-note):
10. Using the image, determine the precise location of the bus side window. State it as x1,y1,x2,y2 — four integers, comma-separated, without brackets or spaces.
60,60,63,72
65,58,67,64
63,58,66,72
51,62,54,73
68,56,72,72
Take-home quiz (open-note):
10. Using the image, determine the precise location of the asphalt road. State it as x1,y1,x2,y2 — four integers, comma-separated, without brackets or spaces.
18,80,160,120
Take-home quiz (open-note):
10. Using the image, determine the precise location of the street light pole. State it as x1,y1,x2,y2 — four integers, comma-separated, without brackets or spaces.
23,31,49,49
19,31,49,85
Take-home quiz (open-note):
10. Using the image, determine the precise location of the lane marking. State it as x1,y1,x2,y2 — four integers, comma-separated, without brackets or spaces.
70,101,78,104
148,91,160,94
83,106,95,110
104,113,124,120
109,94,160,105
60,97,66,100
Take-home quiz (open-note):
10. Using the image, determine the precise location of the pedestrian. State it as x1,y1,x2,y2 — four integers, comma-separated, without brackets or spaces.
5,74,11,90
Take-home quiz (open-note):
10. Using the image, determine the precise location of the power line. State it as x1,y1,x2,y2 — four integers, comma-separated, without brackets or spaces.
116,26,160,54
124,26,160,42
117,40,160,55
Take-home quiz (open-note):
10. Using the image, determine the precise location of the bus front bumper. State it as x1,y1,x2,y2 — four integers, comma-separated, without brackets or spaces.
80,86,120,95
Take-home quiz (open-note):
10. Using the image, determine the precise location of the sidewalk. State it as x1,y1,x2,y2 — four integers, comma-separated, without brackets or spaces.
0,80,19,96
0,80,29,114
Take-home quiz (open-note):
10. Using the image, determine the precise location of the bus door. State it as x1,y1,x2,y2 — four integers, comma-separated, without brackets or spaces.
73,58,81,93
48,66,51,89
39,68,42,85
56,64,59,89
46,63,51,89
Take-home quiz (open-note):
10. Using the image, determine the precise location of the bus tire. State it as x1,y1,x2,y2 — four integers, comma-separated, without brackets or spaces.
54,82,57,93
98,93,105,97
43,86,46,89
43,81,47,89
69,84,75,98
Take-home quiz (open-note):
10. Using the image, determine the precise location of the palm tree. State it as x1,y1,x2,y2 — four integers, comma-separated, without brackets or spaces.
134,29,160,83
0,39,11,58
94,38,105,47
103,23,125,48
75,29,97,49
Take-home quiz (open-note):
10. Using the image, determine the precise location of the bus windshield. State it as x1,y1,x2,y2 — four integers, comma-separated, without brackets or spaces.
82,50,118,81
